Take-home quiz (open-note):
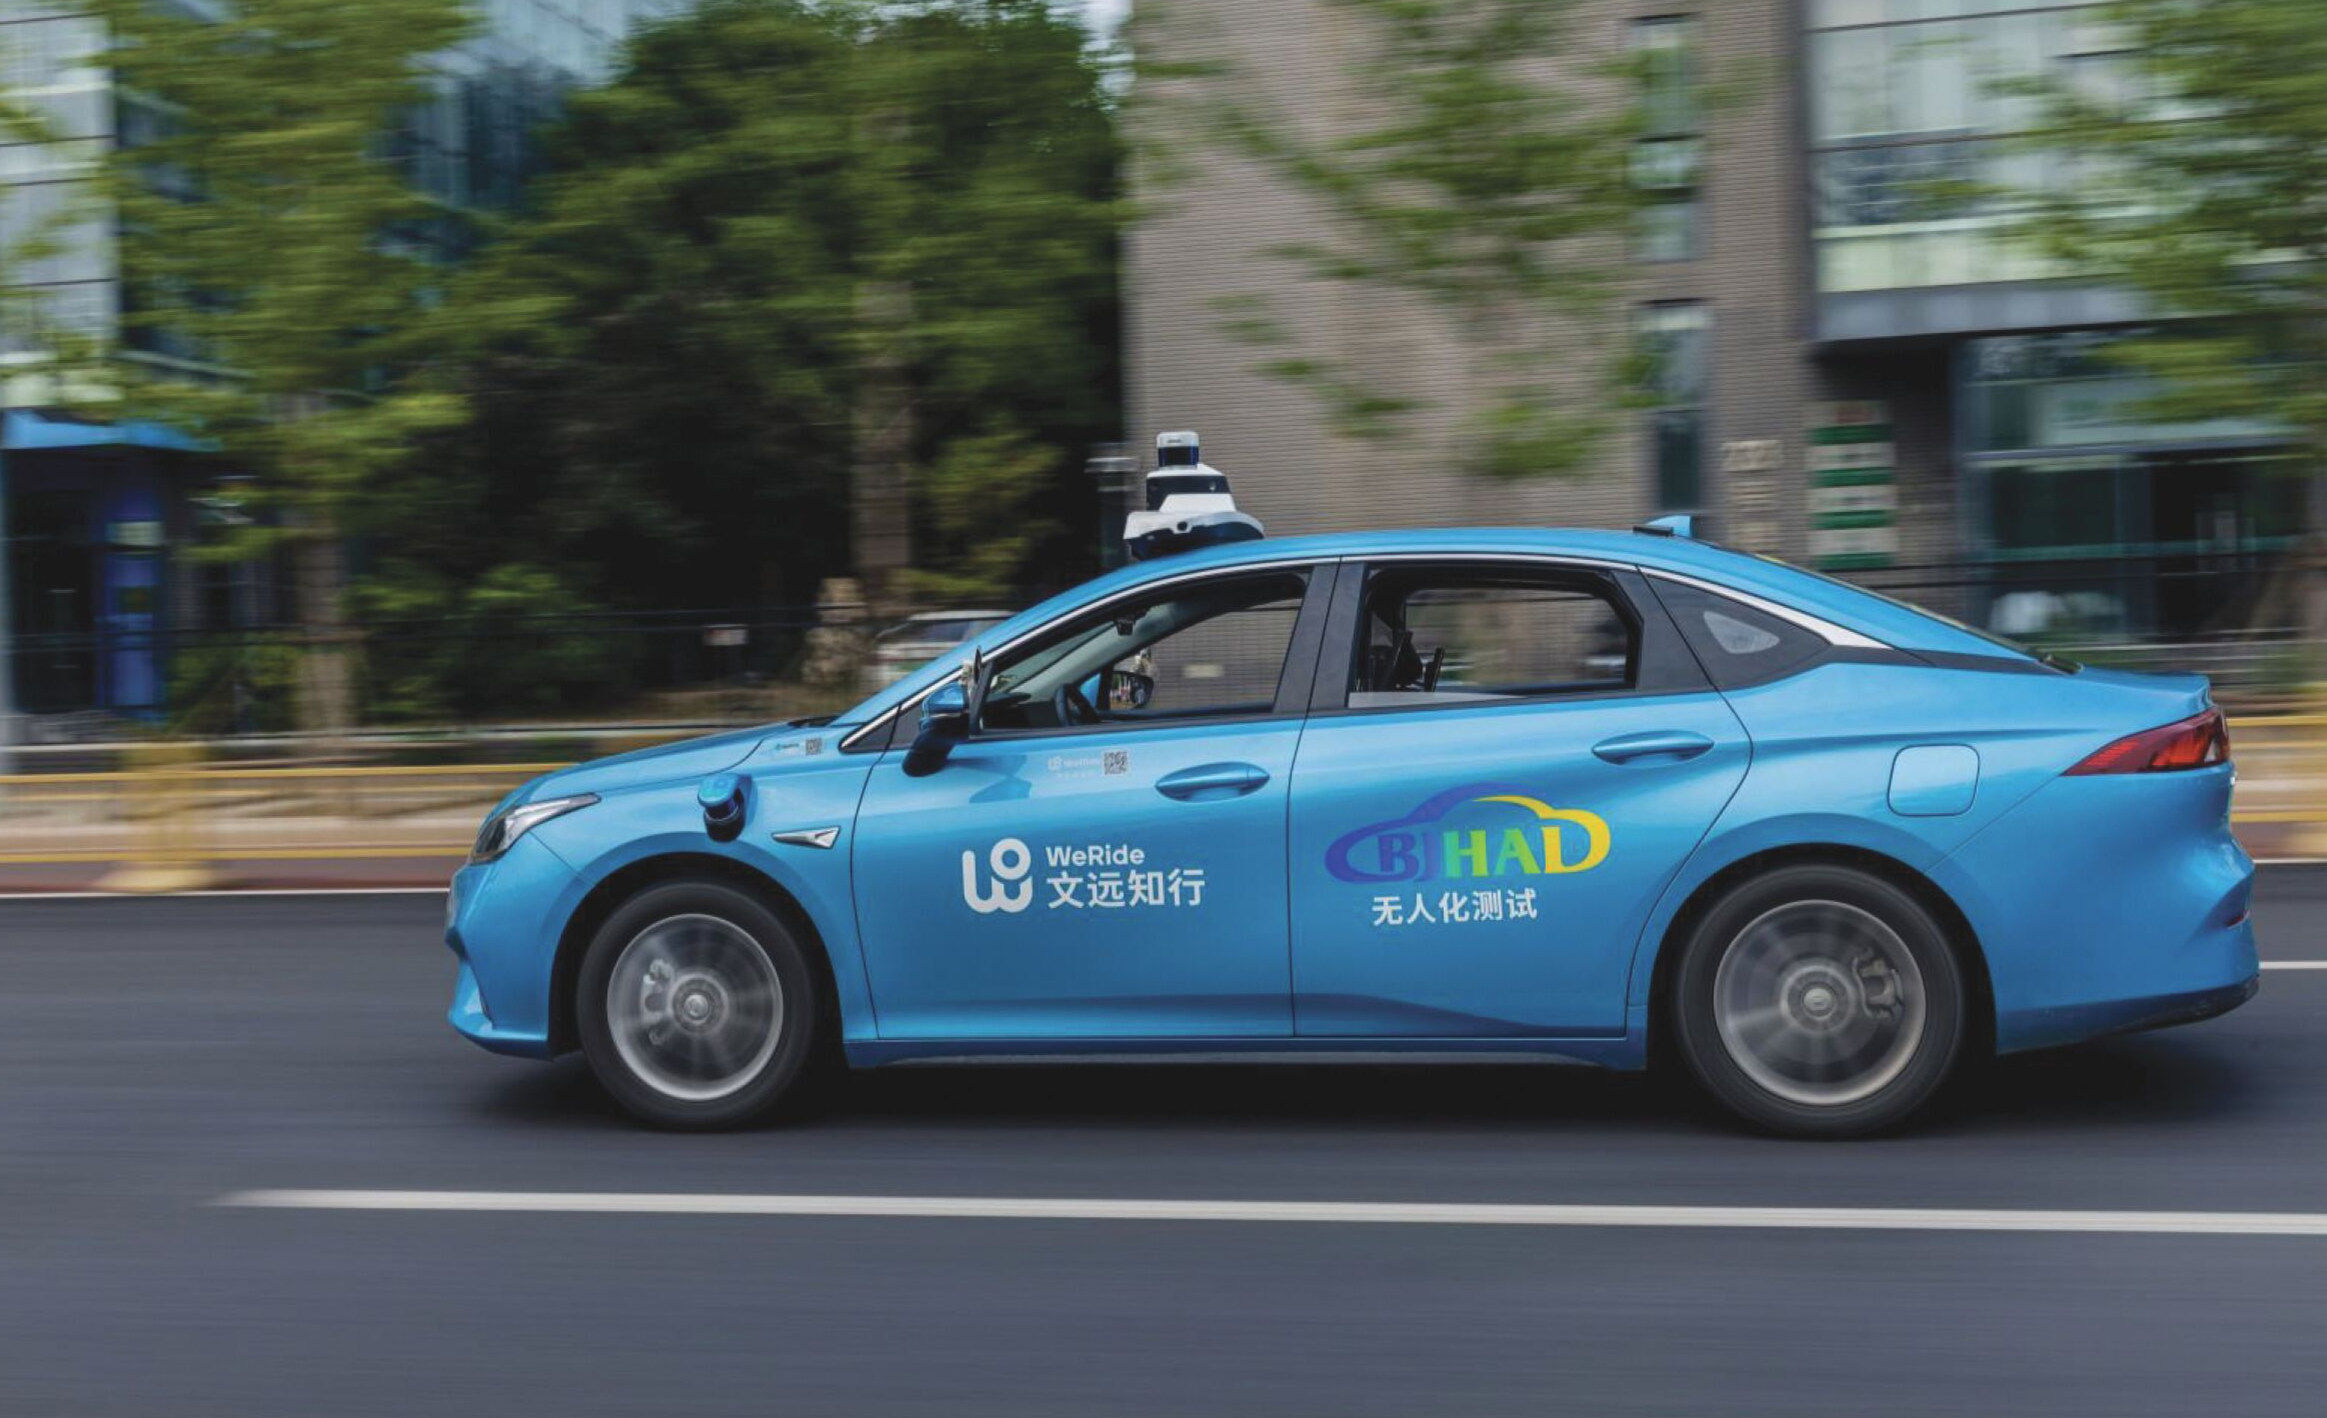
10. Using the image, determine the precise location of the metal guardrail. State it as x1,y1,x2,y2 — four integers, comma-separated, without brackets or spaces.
3,712,2327,891
0,760,570,887
2212,716,2327,826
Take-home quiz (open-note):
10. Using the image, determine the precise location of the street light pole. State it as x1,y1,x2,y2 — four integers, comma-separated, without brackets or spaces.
1086,442,1136,569
0,446,15,776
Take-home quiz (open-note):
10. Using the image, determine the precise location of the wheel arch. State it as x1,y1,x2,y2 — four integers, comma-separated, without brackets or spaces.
547,852,842,1057
1643,842,1994,1065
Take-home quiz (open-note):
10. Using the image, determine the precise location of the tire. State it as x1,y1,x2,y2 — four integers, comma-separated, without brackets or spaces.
576,880,821,1130
1670,864,1966,1138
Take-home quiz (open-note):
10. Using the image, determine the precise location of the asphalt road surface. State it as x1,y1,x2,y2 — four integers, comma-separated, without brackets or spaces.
3,871,2327,1417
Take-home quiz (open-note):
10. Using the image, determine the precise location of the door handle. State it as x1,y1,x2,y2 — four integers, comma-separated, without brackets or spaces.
1592,730,1715,765
1155,762,1272,801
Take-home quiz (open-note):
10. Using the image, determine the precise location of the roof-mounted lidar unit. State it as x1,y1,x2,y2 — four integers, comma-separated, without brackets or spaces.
1122,430,1265,562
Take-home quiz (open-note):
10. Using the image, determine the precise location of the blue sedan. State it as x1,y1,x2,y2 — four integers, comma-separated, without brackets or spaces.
446,523,2258,1136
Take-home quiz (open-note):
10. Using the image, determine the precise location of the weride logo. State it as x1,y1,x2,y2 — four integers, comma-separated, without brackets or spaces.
961,837,1035,914
960,836,1210,916
1324,785,1611,884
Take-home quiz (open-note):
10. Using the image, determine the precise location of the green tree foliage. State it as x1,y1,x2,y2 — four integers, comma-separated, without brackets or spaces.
387,0,1121,650
1152,0,1644,480
69,0,477,729
2013,0,2327,620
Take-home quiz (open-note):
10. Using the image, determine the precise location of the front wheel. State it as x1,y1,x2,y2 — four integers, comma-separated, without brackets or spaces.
1671,865,1967,1138
576,881,820,1129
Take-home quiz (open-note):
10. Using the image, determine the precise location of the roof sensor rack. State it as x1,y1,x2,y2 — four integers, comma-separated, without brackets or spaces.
1634,514,1705,539
1123,430,1265,561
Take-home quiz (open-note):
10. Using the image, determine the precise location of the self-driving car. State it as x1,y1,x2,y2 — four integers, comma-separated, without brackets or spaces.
447,449,2256,1137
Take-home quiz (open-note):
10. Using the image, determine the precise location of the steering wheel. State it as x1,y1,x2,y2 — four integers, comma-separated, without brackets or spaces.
1053,682,1101,727
1421,646,1446,692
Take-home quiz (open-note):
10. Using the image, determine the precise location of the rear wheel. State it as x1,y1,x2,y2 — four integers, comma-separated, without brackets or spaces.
577,881,820,1129
1671,865,1966,1137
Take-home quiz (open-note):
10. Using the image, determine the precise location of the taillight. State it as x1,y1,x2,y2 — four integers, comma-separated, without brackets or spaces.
2066,709,2230,776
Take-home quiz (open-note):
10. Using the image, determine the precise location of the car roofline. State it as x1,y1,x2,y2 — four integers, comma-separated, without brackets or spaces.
837,539,1895,751
836,524,2025,736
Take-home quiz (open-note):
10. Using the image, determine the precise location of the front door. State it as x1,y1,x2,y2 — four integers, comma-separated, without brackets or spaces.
1288,559,1749,1037
852,565,1325,1040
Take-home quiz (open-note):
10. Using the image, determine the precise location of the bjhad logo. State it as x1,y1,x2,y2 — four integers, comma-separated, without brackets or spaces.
1326,786,1610,884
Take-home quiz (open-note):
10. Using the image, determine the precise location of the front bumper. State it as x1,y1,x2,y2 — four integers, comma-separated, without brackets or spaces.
447,958,557,1058
444,833,579,1059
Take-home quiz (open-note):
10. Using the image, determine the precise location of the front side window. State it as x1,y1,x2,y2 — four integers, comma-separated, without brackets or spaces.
1345,566,1638,709
976,570,1309,734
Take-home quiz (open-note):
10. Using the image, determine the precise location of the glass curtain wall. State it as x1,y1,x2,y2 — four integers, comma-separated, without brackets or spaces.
1808,0,2125,295
1960,334,2300,644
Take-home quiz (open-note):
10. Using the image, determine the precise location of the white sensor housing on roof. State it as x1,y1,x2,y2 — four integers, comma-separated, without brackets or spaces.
1122,430,1265,561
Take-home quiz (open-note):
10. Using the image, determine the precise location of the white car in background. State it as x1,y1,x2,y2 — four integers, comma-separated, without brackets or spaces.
863,610,1014,690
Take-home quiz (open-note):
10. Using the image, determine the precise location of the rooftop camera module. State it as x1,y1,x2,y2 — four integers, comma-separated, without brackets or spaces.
1122,430,1265,561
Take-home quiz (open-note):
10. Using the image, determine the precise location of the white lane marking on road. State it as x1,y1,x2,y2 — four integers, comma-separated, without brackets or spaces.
211,1191,2327,1236
2263,961,2327,969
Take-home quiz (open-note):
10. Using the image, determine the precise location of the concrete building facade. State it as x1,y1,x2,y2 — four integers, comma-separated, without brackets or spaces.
1127,0,2298,649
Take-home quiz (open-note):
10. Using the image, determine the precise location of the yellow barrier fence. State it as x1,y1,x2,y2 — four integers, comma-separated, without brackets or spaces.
2217,715,2327,829
4,711,2327,891
0,759,570,891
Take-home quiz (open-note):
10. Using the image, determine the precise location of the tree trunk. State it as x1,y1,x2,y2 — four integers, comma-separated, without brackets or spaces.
292,524,354,736
852,277,915,614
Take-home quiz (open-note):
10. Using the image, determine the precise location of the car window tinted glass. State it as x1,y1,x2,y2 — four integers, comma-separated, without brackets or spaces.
979,570,1309,733
1652,580,1828,688
1348,567,1637,707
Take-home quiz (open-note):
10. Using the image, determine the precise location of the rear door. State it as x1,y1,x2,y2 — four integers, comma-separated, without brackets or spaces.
1287,557,1749,1037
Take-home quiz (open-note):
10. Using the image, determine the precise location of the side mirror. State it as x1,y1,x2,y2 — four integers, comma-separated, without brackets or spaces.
903,650,986,778
1105,668,1155,712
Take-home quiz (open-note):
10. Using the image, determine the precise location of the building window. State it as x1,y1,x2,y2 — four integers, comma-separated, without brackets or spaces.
1806,0,2124,295
1638,302,1708,511
1631,16,1701,263
1958,333,2302,643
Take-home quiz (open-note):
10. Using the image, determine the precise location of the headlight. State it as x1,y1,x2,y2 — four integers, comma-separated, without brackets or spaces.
470,793,598,865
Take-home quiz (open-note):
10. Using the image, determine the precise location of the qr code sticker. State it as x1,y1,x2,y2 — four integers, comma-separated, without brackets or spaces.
1103,750,1129,776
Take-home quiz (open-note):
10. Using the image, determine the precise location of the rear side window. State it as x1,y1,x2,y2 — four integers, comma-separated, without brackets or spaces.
1345,566,1638,708
1651,580,1828,689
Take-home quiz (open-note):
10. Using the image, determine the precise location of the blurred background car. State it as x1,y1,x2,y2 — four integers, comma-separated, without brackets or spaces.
861,611,1014,691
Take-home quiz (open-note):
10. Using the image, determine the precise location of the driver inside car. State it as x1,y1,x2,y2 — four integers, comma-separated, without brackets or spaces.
976,578,1294,732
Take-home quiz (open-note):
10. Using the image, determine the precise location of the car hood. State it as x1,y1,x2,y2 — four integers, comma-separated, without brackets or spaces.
511,724,778,806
